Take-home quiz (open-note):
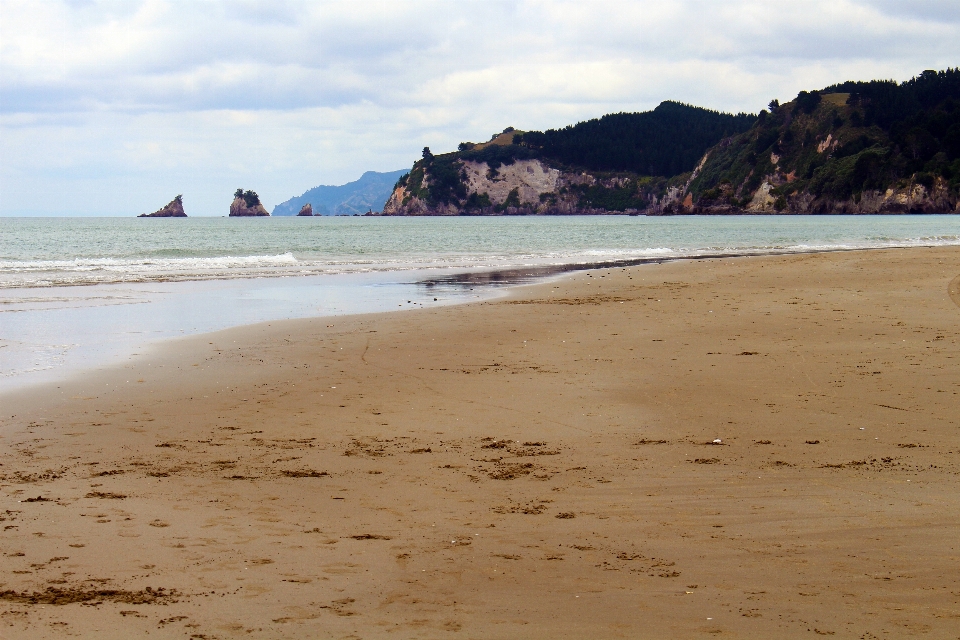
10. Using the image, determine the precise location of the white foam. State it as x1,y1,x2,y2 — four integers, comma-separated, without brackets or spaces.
0,253,305,288
0,252,299,273
2,221,958,289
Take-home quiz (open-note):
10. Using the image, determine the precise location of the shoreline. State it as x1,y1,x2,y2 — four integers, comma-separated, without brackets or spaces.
0,269,513,396
1,246,958,638
6,238,960,397
5,214,959,291
6,235,960,291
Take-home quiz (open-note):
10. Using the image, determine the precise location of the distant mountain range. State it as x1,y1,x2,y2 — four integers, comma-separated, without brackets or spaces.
272,170,409,216
382,68,960,215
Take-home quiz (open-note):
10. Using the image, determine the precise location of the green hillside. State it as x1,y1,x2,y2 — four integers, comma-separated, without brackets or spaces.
388,68,960,215
690,68,960,212
514,102,755,176
394,102,756,212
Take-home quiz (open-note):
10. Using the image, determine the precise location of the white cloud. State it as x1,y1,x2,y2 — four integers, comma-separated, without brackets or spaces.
1,0,958,215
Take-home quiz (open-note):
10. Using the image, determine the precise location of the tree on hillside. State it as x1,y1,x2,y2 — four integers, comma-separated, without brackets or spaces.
234,189,261,207
794,91,822,115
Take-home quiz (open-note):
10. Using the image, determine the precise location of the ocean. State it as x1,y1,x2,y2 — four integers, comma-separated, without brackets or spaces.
2,215,958,392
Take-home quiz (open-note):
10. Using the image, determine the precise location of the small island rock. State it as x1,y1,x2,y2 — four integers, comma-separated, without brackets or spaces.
297,203,313,216
139,195,186,217
229,189,270,217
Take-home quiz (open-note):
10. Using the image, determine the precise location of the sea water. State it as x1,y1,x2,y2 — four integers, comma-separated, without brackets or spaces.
1,215,958,392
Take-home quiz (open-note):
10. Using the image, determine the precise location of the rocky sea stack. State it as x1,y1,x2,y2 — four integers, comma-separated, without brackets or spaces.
139,195,186,217
297,203,313,216
229,189,270,217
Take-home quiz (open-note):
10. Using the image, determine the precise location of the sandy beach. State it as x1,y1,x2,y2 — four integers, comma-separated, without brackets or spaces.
1,246,958,639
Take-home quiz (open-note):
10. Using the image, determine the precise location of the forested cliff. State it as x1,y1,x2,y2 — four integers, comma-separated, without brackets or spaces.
383,69,960,215
384,102,754,215
690,68,960,213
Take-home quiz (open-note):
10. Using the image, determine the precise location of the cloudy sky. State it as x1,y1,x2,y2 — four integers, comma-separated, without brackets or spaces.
1,1,958,216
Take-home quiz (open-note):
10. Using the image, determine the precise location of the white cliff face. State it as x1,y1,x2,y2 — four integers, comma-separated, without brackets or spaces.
816,134,837,154
462,159,560,205
736,174,958,214
383,158,565,215
747,181,778,213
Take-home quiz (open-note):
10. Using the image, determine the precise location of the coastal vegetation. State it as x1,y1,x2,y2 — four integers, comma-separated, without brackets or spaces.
513,101,755,176
388,103,751,214
384,68,960,215
691,68,960,213
230,188,270,216
234,189,262,208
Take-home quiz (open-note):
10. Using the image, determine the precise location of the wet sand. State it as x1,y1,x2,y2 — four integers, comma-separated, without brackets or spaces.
1,247,959,639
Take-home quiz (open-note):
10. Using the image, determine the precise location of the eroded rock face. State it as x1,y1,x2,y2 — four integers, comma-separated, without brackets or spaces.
384,159,585,216
382,186,419,215
139,196,186,217
695,174,960,215
382,185,451,215
383,145,960,215
797,180,960,214
297,203,313,216
229,197,270,217
461,160,561,206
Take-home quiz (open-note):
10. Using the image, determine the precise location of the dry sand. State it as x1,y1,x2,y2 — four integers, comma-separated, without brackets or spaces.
1,247,959,639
